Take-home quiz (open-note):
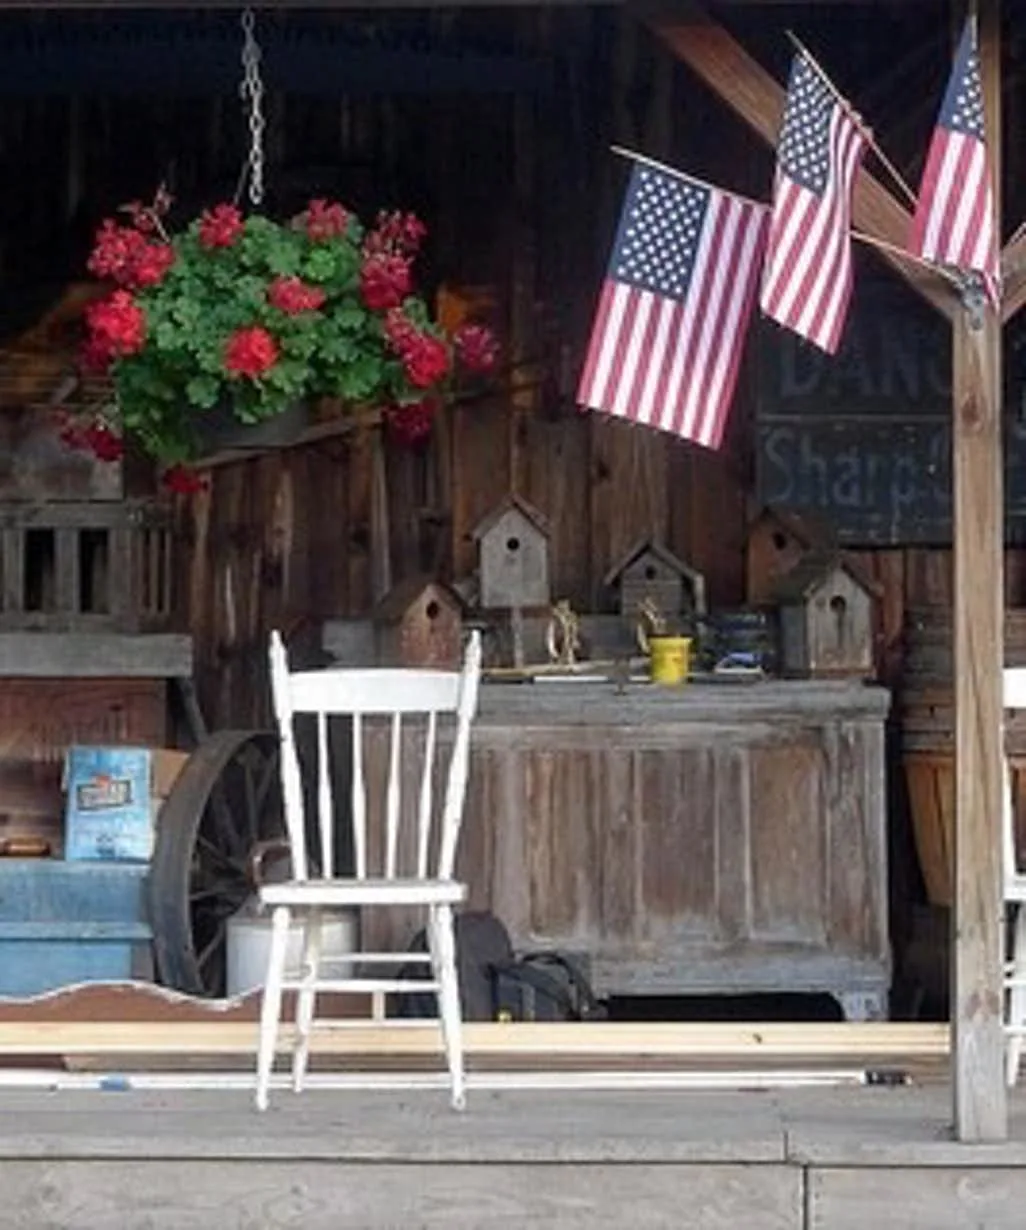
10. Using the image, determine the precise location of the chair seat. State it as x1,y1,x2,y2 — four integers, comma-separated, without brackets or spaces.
259,877,468,908
1006,875,1026,903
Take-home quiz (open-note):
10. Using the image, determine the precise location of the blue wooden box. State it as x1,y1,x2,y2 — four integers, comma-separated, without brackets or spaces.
0,860,152,996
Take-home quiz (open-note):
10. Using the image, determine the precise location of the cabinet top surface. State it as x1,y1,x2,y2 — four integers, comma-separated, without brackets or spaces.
474,678,891,726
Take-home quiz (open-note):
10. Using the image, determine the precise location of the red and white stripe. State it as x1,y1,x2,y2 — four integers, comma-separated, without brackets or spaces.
911,127,998,303
760,106,866,356
577,192,767,451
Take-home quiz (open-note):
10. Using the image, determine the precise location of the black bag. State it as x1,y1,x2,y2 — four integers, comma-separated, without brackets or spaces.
393,911,606,1022
491,950,607,1022
393,910,515,1021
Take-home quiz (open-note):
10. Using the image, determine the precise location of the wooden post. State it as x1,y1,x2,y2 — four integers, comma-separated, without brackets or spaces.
951,0,1006,1143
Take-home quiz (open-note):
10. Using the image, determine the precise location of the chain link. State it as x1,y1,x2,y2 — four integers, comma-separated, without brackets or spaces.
239,7,266,208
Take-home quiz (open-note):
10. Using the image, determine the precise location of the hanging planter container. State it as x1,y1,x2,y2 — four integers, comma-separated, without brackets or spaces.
61,194,498,490
192,399,312,458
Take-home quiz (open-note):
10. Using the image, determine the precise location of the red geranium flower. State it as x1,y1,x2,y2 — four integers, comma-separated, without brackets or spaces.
304,199,349,242
383,308,419,356
267,276,326,315
364,210,428,258
78,336,115,375
130,243,175,288
359,255,411,312
83,423,125,463
86,290,146,358
453,324,499,374
402,334,451,389
57,418,124,463
224,325,279,378
88,221,146,284
162,464,208,495
199,204,244,249
87,221,175,290
383,399,437,448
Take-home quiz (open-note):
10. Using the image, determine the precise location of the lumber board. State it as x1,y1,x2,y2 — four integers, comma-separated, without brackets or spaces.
0,1020,949,1057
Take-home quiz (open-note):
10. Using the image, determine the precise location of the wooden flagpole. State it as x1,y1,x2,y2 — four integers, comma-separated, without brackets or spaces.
608,144,768,211
784,30,919,212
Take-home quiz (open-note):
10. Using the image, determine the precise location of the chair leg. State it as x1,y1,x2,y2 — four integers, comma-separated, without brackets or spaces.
255,906,291,1112
1008,904,1026,1087
292,909,323,1094
429,904,466,1111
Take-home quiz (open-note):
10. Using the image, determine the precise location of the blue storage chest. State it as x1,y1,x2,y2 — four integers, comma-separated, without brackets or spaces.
0,860,152,996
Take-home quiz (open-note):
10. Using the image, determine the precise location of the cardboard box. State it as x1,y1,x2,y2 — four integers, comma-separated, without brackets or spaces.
63,746,189,863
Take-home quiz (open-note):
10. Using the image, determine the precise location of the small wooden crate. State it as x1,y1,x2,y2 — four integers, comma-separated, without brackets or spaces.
0,499,173,632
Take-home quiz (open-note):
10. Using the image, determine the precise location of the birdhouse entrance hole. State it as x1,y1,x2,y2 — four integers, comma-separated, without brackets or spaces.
425,599,440,620
506,536,520,553
644,564,658,580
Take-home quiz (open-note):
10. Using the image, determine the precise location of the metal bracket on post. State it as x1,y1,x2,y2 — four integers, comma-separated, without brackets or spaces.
957,271,988,332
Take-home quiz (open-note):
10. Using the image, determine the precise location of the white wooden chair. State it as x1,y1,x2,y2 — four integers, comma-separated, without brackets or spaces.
1003,667,1026,1085
254,629,482,1111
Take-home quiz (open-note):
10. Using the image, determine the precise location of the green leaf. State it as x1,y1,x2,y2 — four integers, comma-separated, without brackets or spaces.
185,375,220,409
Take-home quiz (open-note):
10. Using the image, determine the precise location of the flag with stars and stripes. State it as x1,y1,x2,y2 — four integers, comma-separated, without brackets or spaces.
576,161,768,451
760,51,867,355
910,19,999,306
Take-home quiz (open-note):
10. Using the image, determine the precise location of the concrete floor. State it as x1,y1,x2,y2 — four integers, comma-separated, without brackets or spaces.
3,1079,1026,1229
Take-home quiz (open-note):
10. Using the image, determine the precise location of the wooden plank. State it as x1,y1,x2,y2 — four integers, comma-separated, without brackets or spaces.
0,633,192,678
810,1167,1026,1230
644,5,955,320
0,1018,951,1057
0,1162,802,1230
951,0,1006,1143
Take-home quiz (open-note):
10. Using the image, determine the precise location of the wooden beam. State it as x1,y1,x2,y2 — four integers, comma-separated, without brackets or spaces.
643,5,956,320
951,0,1007,1144
1001,231,1026,323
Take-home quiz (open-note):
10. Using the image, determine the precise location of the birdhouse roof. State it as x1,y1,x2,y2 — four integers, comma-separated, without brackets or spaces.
772,551,881,603
471,493,549,541
373,575,464,623
603,537,701,588
746,505,835,550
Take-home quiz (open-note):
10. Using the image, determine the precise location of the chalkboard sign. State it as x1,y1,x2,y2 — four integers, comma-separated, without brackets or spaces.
755,274,1026,545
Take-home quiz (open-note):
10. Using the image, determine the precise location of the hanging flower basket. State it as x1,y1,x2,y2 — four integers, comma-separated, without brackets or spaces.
66,189,499,491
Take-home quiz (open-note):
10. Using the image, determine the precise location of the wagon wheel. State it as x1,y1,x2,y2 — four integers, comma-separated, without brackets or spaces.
149,730,285,997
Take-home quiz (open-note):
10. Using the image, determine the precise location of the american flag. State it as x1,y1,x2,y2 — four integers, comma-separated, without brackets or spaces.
910,19,999,306
760,52,867,355
577,162,768,451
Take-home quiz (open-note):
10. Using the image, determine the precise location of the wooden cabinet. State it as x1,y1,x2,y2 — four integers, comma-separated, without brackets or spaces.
453,682,890,1020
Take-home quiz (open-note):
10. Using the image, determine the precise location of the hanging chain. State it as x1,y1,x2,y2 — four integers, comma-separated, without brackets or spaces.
239,7,266,208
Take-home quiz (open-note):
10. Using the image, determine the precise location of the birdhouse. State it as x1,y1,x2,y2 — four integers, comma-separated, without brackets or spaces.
471,495,550,611
373,577,463,669
773,552,878,679
745,506,835,606
604,538,706,623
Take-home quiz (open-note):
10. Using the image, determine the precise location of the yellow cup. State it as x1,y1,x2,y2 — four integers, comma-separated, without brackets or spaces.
648,636,692,685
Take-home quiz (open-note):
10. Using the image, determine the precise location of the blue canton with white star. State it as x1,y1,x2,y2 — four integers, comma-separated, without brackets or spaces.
777,54,835,196
940,24,984,138
610,165,708,303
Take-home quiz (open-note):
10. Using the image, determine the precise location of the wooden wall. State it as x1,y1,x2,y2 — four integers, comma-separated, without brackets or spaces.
0,5,1020,739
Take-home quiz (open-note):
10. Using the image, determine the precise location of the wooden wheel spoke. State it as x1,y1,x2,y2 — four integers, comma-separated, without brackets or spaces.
150,730,285,998
197,920,228,971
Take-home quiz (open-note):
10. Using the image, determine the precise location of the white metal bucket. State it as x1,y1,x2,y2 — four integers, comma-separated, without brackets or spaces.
225,903,359,998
